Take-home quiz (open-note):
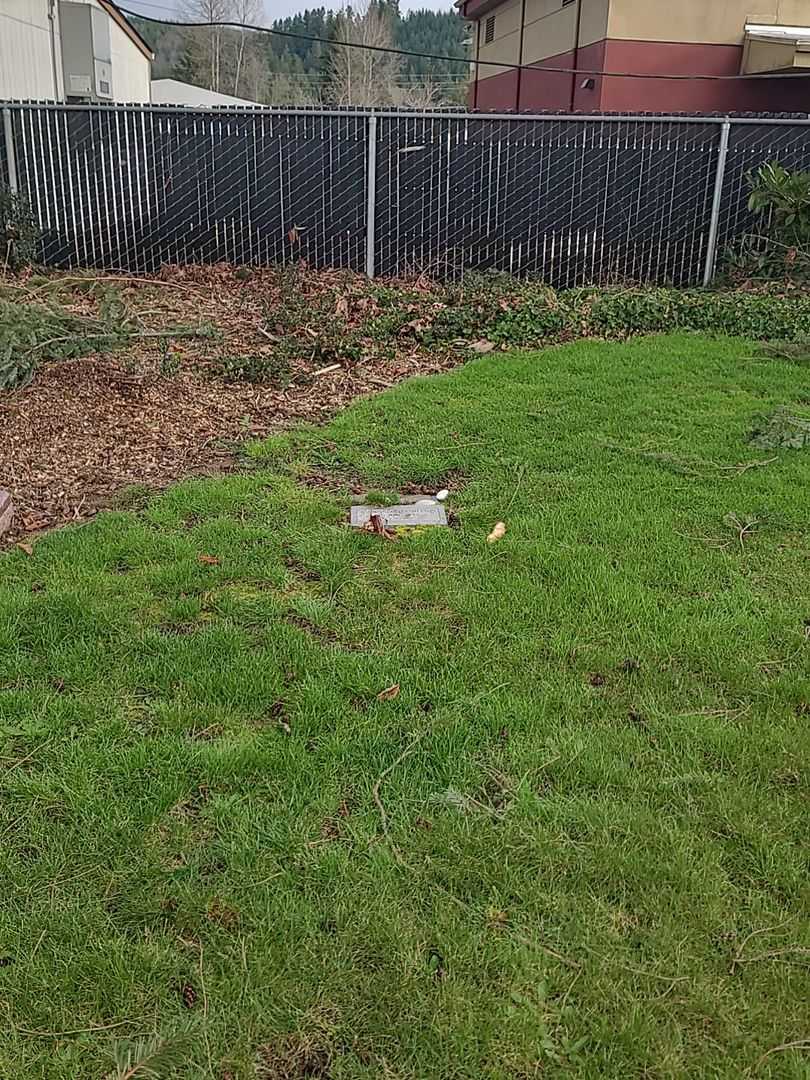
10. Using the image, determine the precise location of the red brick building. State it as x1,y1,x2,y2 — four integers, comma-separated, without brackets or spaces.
459,0,810,113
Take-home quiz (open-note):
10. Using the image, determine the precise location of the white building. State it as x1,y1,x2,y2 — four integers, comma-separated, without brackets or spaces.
150,78,262,108
0,0,153,103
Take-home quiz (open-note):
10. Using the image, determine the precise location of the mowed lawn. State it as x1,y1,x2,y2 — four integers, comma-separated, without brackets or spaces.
1,334,809,1079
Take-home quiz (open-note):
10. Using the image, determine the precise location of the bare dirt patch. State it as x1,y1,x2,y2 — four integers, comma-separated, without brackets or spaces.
256,1034,333,1079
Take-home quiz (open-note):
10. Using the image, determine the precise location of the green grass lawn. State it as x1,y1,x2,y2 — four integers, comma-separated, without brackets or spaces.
1,333,809,1079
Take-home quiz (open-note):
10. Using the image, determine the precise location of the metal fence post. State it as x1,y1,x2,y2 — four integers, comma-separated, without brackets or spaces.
703,119,731,287
365,113,377,278
2,108,19,193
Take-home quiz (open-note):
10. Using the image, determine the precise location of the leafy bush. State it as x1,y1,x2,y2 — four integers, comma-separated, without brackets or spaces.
434,282,810,349
748,161,810,246
0,184,40,271
725,161,810,282
359,273,810,353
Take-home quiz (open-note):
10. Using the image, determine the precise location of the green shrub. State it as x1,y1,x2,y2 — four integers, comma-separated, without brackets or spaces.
489,287,570,344
357,275,810,352
0,184,40,271
725,161,810,282
748,161,810,247
482,286,810,348
584,288,683,336
213,352,292,386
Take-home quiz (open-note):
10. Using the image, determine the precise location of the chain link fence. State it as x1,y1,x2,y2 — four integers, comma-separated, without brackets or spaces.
717,120,810,259
2,103,810,286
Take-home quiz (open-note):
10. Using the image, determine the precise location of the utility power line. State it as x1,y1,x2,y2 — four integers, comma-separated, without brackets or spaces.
122,7,810,80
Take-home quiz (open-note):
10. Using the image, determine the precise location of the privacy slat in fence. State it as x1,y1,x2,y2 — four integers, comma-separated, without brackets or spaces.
717,120,810,258
2,104,810,285
371,115,721,283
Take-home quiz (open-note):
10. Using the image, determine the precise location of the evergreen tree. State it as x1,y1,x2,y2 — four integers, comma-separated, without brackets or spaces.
133,4,467,105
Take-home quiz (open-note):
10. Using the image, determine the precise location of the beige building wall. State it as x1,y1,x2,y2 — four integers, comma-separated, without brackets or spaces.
473,0,810,74
608,0,810,45
522,0,578,62
477,0,610,67
476,0,521,75
106,9,151,101
522,0,609,60
0,0,64,100
743,34,810,70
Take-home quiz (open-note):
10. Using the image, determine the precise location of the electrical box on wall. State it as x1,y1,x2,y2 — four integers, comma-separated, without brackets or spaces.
60,1,113,101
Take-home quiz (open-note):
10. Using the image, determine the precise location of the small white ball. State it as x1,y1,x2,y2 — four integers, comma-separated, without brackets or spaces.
435,489,449,501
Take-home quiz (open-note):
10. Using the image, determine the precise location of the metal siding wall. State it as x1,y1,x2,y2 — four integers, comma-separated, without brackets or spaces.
0,2,61,100
108,17,151,103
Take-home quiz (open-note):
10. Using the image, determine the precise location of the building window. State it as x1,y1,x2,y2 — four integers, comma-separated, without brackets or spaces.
484,14,496,43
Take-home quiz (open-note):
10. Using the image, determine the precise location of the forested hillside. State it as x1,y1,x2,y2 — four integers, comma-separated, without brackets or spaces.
135,3,468,106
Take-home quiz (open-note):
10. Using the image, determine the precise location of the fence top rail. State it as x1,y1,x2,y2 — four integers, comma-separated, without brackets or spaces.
2,101,810,126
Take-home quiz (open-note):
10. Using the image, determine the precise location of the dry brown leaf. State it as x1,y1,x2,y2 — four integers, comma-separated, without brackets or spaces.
401,318,430,335
21,512,49,532
198,554,220,566
363,513,397,540
334,295,349,319
377,683,400,701
487,521,506,543
16,541,34,556
0,490,13,537
287,227,299,246
471,339,496,354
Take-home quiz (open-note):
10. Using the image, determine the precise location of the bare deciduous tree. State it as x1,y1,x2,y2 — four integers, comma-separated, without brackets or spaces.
181,0,268,99
328,2,400,107
265,72,321,106
230,0,263,97
182,0,231,91
392,75,445,109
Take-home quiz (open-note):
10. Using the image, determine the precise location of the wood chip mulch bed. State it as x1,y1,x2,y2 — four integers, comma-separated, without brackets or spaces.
0,265,460,547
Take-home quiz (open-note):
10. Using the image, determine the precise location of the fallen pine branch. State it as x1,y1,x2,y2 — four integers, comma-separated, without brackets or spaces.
25,326,215,355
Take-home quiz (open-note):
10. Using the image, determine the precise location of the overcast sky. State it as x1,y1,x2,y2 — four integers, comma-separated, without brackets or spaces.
124,0,456,23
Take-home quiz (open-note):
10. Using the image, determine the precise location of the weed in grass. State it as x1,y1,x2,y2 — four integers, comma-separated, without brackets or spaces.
158,339,183,378
750,406,810,450
756,339,810,364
